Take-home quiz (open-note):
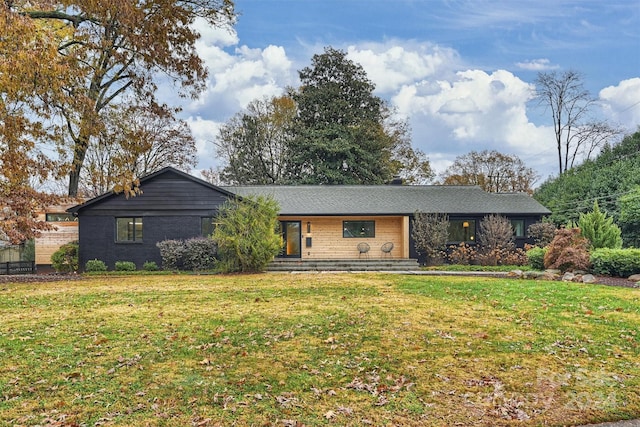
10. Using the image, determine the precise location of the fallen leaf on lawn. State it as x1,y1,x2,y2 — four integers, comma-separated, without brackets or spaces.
324,410,335,419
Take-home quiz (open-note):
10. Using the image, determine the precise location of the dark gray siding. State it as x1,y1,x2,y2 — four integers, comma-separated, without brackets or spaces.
75,170,231,270
79,172,229,216
408,213,543,265
78,215,207,269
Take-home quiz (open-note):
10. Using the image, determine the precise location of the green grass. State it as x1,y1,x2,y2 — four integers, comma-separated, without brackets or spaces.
0,274,638,426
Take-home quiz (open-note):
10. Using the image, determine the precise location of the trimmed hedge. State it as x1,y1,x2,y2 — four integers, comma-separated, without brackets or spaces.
156,239,186,270
526,247,546,271
85,259,107,272
156,238,217,271
115,261,136,271
143,261,159,271
590,248,640,278
51,241,79,273
183,238,217,271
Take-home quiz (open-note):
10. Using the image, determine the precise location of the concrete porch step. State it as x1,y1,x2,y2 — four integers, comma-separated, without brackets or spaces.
267,258,420,272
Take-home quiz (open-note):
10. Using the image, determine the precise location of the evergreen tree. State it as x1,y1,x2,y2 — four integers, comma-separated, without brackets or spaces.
212,196,282,273
578,201,622,249
534,130,640,244
618,186,640,248
288,47,396,184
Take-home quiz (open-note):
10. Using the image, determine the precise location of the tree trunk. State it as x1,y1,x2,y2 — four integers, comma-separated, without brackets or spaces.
68,132,90,197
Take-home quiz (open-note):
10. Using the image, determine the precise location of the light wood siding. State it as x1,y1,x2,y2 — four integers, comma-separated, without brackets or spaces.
35,204,79,265
280,216,407,259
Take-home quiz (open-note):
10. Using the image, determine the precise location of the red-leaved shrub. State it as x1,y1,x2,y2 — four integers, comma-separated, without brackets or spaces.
544,228,591,272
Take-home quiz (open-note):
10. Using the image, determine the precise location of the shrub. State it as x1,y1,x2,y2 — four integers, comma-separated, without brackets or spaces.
590,248,640,277
115,261,136,271
474,215,523,266
143,261,159,271
527,222,556,247
544,228,591,272
183,237,217,271
447,243,477,265
212,195,282,273
156,239,186,270
578,201,622,249
526,246,547,270
85,259,107,272
411,212,449,265
51,241,79,273
477,214,514,250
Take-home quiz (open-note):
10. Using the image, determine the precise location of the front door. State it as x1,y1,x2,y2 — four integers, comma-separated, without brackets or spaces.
280,221,301,258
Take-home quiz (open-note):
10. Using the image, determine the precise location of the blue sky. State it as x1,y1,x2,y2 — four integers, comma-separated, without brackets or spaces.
177,0,640,183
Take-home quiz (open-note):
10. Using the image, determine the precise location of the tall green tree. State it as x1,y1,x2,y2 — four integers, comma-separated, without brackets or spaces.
439,150,538,193
619,186,640,248
214,47,432,185
5,0,235,196
534,130,640,245
288,47,428,184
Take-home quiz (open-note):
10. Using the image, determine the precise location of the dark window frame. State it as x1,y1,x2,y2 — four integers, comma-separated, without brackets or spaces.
46,213,76,222
343,220,375,238
115,217,143,243
201,217,217,237
447,219,476,243
511,219,526,238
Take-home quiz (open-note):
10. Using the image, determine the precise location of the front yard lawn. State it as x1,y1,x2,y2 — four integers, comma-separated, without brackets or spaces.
0,274,638,426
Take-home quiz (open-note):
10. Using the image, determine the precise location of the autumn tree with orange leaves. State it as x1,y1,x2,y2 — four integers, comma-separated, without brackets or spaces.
1,0,235,243
3,0,235,196
0,6,68,243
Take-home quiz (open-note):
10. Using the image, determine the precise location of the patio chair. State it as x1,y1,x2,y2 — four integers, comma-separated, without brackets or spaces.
357,242,370,258
381,242,394,257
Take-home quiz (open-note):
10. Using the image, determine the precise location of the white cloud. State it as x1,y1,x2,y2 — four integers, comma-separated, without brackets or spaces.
185,29,295,122
599,78,640,131
185,116,222,171
176,32,599,182
390,68,558,178
515,58,559,71
346,41,461,94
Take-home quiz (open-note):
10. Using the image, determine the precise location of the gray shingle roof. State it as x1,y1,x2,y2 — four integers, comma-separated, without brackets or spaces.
223,185,550,216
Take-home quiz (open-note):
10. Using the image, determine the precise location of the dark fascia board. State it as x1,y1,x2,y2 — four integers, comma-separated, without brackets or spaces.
67,166,239,214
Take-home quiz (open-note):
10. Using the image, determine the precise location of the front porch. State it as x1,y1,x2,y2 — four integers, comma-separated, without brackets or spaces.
267,258,420,272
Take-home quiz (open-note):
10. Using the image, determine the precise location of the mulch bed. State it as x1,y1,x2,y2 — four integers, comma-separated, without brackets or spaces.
591,276,639,288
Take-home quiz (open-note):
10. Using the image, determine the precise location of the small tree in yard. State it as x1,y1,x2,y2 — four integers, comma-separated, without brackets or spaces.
578,201,622,250
478,214,514,249
51,241,79,273
476,214,525,266
212,195,282,273
544,228,591,272
411,212,449,265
